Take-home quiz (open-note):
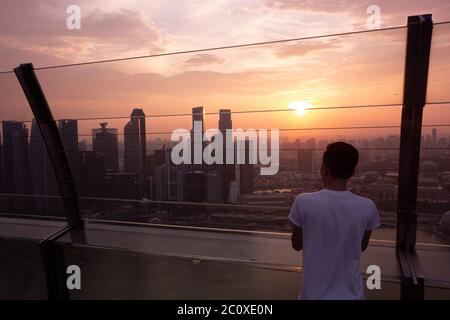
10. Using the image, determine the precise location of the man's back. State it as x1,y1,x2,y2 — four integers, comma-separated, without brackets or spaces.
289,189,380,300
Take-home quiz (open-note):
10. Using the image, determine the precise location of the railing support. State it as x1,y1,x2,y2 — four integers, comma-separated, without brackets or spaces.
396,14,433,300
14,63,82,228
14,63,85,300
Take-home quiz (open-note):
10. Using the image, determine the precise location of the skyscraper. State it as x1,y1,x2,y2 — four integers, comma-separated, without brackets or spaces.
239,139,255,195
192,106,204,131
184,171,205,202
218,109,232,139
432,128,438,147
191,106,204,170
124,108,147,198
30,120,58,212
218,109,234,202
58,119,79,182
149,149,167,200
78,151,106,197
2,121,32,195
92,122,119,172
2,121,32,213
207,170,223,202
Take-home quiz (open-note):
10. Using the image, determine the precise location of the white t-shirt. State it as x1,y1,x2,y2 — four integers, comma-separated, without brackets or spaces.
288,189,380,300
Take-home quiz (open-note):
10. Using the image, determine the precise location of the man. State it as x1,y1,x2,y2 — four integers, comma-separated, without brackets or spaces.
289,142,380,300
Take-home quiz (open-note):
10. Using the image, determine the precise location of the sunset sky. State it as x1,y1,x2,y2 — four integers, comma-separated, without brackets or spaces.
1,0,450,140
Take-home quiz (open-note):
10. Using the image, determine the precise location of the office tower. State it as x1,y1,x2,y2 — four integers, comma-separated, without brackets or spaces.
218,109,234,202
184,171,205,202
2,121,32,213
154,165,168,200
30,120,58,213
147,147,167,200
240,139,255,195
192,106,204,132
207,170,223,202
432,128,438,147
152,149,168,200
58,119,79,182
166,148,185,202
78,151,105,197
124,108,147,198
92,122,119,172
228,164,241,203
2,121,32,194
219,109,232,142
190,106,204,170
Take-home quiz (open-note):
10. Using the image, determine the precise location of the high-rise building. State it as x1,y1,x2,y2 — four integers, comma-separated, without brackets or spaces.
207,170,223,202
153,166,167,200
147,149,166,200
240,139,255,195
58,119,79,182
184,171,205,202
166,148,185,202
218,109,232,139
190,106,204,171
228,164,241,203
92,122,119,172
124,108,147,198
192,106,204,131
432,128,438,147
2,121,32,194
218,109,234,202
78,151,106,197
30,120,58,213
2,121,32,213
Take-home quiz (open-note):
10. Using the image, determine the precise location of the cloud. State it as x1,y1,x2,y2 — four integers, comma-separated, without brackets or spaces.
181,54,225,67
265,0,358,13
0,1,164,70
264,0,450,26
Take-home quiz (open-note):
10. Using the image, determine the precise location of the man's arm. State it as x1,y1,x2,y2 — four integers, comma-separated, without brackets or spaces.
362,230,372,252
291,224,303,251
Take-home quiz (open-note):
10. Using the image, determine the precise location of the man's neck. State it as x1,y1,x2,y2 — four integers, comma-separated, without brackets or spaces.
324,180,348,191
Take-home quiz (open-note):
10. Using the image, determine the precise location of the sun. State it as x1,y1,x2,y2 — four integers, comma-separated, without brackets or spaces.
288,100,312,116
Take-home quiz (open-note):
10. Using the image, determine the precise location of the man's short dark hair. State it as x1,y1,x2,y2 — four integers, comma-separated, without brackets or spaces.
323,142,359,180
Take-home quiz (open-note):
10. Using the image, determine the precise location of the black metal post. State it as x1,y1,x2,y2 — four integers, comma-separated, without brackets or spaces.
14,63,86,300
396,14,433,300
14,63,82,227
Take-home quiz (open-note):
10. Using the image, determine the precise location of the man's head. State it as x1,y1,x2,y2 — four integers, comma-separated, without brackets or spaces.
321,142,359,186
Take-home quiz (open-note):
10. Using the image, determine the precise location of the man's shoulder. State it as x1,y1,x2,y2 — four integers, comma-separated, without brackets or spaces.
348,192,378,210
295,191,323,202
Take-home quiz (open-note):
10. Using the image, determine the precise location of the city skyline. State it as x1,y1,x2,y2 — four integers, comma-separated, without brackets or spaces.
1,1,450,302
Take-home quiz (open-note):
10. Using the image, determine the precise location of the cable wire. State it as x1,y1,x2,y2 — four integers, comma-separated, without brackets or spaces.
0,24,417,75
10,101,450,124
